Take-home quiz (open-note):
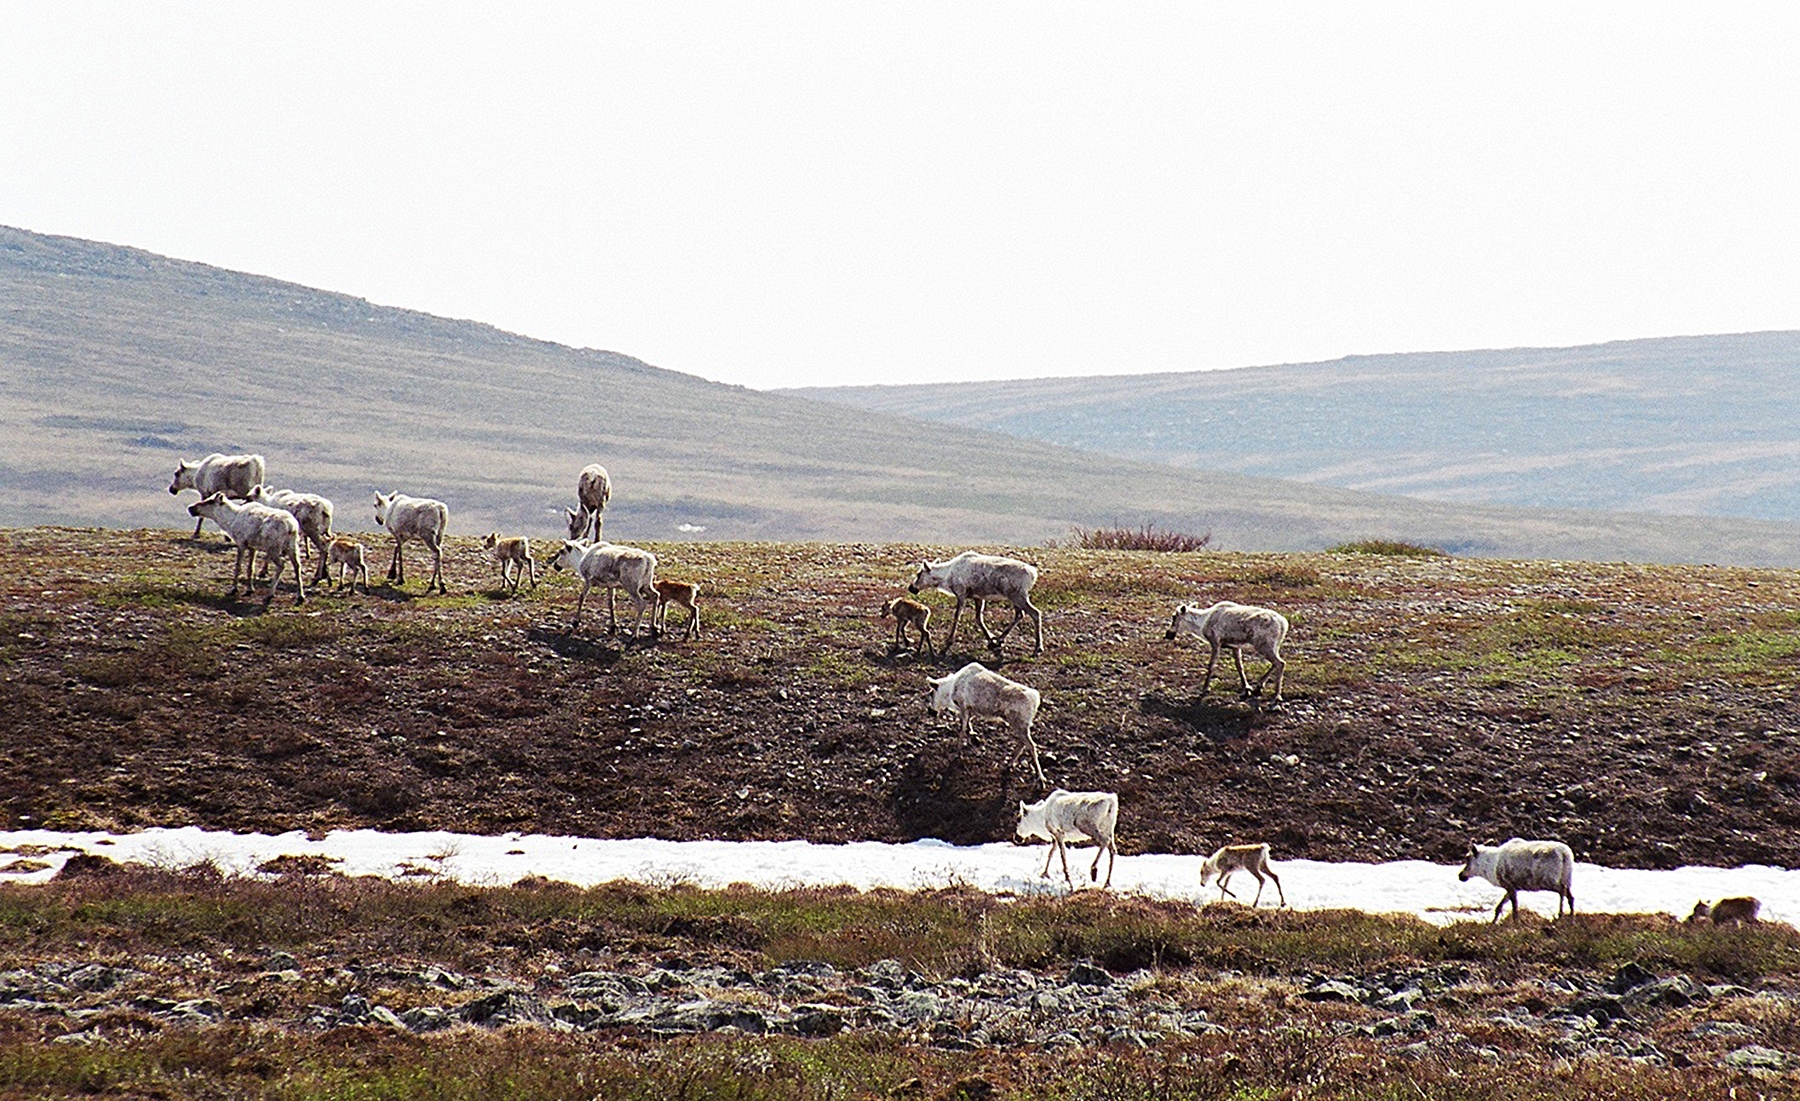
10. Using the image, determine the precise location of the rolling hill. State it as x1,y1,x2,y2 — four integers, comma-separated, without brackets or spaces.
5,223,1800,564
793,332,1800,523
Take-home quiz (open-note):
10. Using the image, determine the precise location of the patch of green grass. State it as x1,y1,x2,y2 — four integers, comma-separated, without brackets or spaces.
94,570,234,611
1676,628,1800,683
230,612,347,649
1328,540,1449,558
1393,601,1635,687
798,647,879,687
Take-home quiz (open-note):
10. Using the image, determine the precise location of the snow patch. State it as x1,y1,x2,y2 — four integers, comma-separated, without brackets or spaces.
2,828,1794,926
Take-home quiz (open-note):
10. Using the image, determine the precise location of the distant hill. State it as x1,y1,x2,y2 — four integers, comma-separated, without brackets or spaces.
6,224,1800,564
793,333,1800,521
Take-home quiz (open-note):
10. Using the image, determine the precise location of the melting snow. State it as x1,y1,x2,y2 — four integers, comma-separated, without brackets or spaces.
2,828,1795,926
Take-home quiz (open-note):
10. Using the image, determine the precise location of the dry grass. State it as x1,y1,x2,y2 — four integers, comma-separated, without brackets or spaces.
2,869,1798,1099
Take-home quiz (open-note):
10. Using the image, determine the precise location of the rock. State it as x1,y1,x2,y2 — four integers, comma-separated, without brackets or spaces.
1721,1046,1789,1072
263,952,300,972
862,959,910,988
400,1006,454,1033
658,998,768,1034
655,999,717,1033
65,964,130,993
712,1005,769,1033
419,967,472,991
789,1004,844,1037
368,1005,407,1030
170,998,222,1022
1623,975,1706,1009
643,969,687,992
780,959,840,978
1564,992,1627,1026
1105,1027,1153,1047
1363,1010,1435,1037
0,973,53,1007
1175,1010,1218,1035
1302,979,1364,1003
456,989,552,1027
1067,961,1113,987
551,1003,604,1028
895,990,945,1021
1606,962,1657,994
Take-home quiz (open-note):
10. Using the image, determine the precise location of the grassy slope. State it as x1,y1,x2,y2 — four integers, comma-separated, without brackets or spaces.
3,528,1798,871
8,225,1800,562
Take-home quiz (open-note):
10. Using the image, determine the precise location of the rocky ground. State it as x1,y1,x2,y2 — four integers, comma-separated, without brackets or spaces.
4,932,1796,1080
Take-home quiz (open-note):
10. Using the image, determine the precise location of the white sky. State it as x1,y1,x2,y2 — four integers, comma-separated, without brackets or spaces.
5,3,1799,390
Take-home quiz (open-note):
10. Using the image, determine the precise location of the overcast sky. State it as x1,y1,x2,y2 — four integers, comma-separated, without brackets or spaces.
5,3,1798,390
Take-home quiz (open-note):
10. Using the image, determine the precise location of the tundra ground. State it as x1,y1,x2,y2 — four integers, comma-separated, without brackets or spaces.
5,527,1800,1099
4,528,1798,868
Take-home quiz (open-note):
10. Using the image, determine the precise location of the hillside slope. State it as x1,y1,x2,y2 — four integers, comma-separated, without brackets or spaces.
6,224,1800,562
4,529,1798,870
795,332,1800,522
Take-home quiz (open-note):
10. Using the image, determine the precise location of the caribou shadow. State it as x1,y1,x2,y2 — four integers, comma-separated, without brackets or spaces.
1138,690,1264,743
527,625,629,668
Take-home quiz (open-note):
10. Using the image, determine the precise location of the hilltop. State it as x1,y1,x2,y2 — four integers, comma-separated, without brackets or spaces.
7,224,1800,562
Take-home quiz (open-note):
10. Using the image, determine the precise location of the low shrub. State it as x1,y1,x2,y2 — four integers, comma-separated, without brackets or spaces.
1060,525,1213,552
